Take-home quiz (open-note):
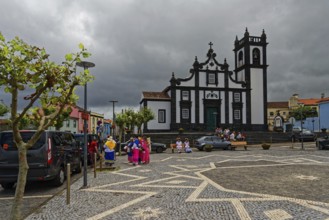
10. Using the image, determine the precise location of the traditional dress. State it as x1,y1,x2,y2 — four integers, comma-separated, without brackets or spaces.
141,138,150,164
126,139,134,163
132,138,140,166
104,137,116,166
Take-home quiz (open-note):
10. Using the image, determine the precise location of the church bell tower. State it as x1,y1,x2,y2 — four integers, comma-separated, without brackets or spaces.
233,28,268,130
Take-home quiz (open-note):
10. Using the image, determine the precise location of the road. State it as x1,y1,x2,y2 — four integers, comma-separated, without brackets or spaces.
0,168,86,219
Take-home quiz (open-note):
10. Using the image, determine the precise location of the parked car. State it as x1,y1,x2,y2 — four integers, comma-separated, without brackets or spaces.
73,133,101,164
119,140,167,153
0,130,82,189
291,129,317,142
195,136,232,151
316,138,329,150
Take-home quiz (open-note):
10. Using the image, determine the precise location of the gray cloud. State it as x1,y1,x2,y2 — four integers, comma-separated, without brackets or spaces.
1,0,329,118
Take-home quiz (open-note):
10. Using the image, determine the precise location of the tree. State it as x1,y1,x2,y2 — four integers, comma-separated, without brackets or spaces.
0,32,93,220
135,107,154,134
290,106,318,120
115,113,129,156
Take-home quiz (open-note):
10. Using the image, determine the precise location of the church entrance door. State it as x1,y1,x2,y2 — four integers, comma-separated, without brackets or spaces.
206,107,217,131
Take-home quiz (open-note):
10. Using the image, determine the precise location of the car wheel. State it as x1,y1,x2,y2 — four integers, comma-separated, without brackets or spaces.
52,167,65,187
156,146,163,153
1,182,15,190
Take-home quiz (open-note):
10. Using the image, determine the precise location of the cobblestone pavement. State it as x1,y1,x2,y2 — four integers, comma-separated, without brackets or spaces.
26,143,329,220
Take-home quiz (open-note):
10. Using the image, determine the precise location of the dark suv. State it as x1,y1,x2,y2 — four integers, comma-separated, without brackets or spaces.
73,133,101,164
0,130,82,189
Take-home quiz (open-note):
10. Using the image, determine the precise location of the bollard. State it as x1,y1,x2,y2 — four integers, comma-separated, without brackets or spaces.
94,153,97,178
99,154,103,171
66,163,71,205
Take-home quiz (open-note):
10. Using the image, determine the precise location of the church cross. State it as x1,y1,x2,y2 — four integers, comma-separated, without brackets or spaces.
209,42,213,49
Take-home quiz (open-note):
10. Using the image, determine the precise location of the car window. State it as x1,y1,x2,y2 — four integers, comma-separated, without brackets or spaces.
0,131,45,151
212,137,221,142
204,137,212,141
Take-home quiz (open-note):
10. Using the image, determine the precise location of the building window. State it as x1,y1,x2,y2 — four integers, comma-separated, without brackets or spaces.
158,109,166,123
270,112,274,116
73,120,77,128
238,51,243,67
208,73,216,84
252,48,260,65
234,110,241,120
182,108,189,119
234,93,241,102
182,91,189,101
66,120,70,127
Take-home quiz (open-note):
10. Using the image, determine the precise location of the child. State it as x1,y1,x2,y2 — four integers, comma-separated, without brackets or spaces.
176,137,183,153
184,138,192,153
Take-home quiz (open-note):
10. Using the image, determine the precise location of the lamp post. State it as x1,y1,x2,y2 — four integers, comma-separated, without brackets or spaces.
76,61,95,188
298,103,304,150
109,100,118,137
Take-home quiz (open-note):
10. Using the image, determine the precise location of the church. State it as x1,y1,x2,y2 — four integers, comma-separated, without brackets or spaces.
140,28,268,132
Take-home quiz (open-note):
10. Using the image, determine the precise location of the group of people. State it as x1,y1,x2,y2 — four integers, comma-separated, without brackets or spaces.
124,136,150,166
215,127,246,141
175,137,192,153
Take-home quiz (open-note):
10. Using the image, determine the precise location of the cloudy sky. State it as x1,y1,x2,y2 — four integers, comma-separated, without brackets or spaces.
1,0,329,119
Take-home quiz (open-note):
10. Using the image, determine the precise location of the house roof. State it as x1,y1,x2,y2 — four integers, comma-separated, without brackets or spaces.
142,91,170,100
267,102,288,108
318,97,329,104
298,98,322,106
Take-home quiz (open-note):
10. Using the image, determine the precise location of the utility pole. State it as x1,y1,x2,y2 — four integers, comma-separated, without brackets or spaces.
109,100,118,137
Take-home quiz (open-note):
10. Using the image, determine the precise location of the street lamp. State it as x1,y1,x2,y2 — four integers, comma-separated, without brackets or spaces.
297,102,304,150
76,61,95,188
109,100,118,137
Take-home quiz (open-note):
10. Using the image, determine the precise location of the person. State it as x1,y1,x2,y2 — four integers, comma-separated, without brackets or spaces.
176,137,183,153
104,136,116,166
141,135,150,164
124,137,134,163
184,138,192,153
229,131,236,141
88,137,99,167
131,136,140,166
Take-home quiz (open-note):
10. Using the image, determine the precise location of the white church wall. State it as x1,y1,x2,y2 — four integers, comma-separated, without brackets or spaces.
191,90,195,123
180,78,195,87
242,92,247,124
220,91,225,123
228,92,233,123
199,90,204,123
176,90,181,123
250,68,264,124
147,101,171,130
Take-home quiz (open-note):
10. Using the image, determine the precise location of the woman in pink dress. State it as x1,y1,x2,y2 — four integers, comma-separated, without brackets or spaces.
141,136,150,164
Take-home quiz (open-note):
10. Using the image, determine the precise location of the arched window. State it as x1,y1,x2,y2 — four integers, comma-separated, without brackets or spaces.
252,48,260,65
238,51,243,67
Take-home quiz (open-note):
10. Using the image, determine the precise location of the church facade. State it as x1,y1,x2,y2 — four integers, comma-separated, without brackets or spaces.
140,29,268,132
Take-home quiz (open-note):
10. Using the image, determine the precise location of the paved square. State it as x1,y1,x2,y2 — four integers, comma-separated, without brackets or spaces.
26,145,329,220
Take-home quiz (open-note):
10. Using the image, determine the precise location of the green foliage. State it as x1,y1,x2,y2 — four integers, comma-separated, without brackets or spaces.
290,106,318,120
0,103,9,116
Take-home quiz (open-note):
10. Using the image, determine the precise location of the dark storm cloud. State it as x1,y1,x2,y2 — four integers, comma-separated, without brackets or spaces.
1,0,329,118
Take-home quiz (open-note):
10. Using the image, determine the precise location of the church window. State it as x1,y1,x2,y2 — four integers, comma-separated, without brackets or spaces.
158,109,166,123
252,48,260,65
234,93,241,102
238,51,243,67
182,91,189,101
182,108,189,119
234,110,241,120
206,72,217,85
